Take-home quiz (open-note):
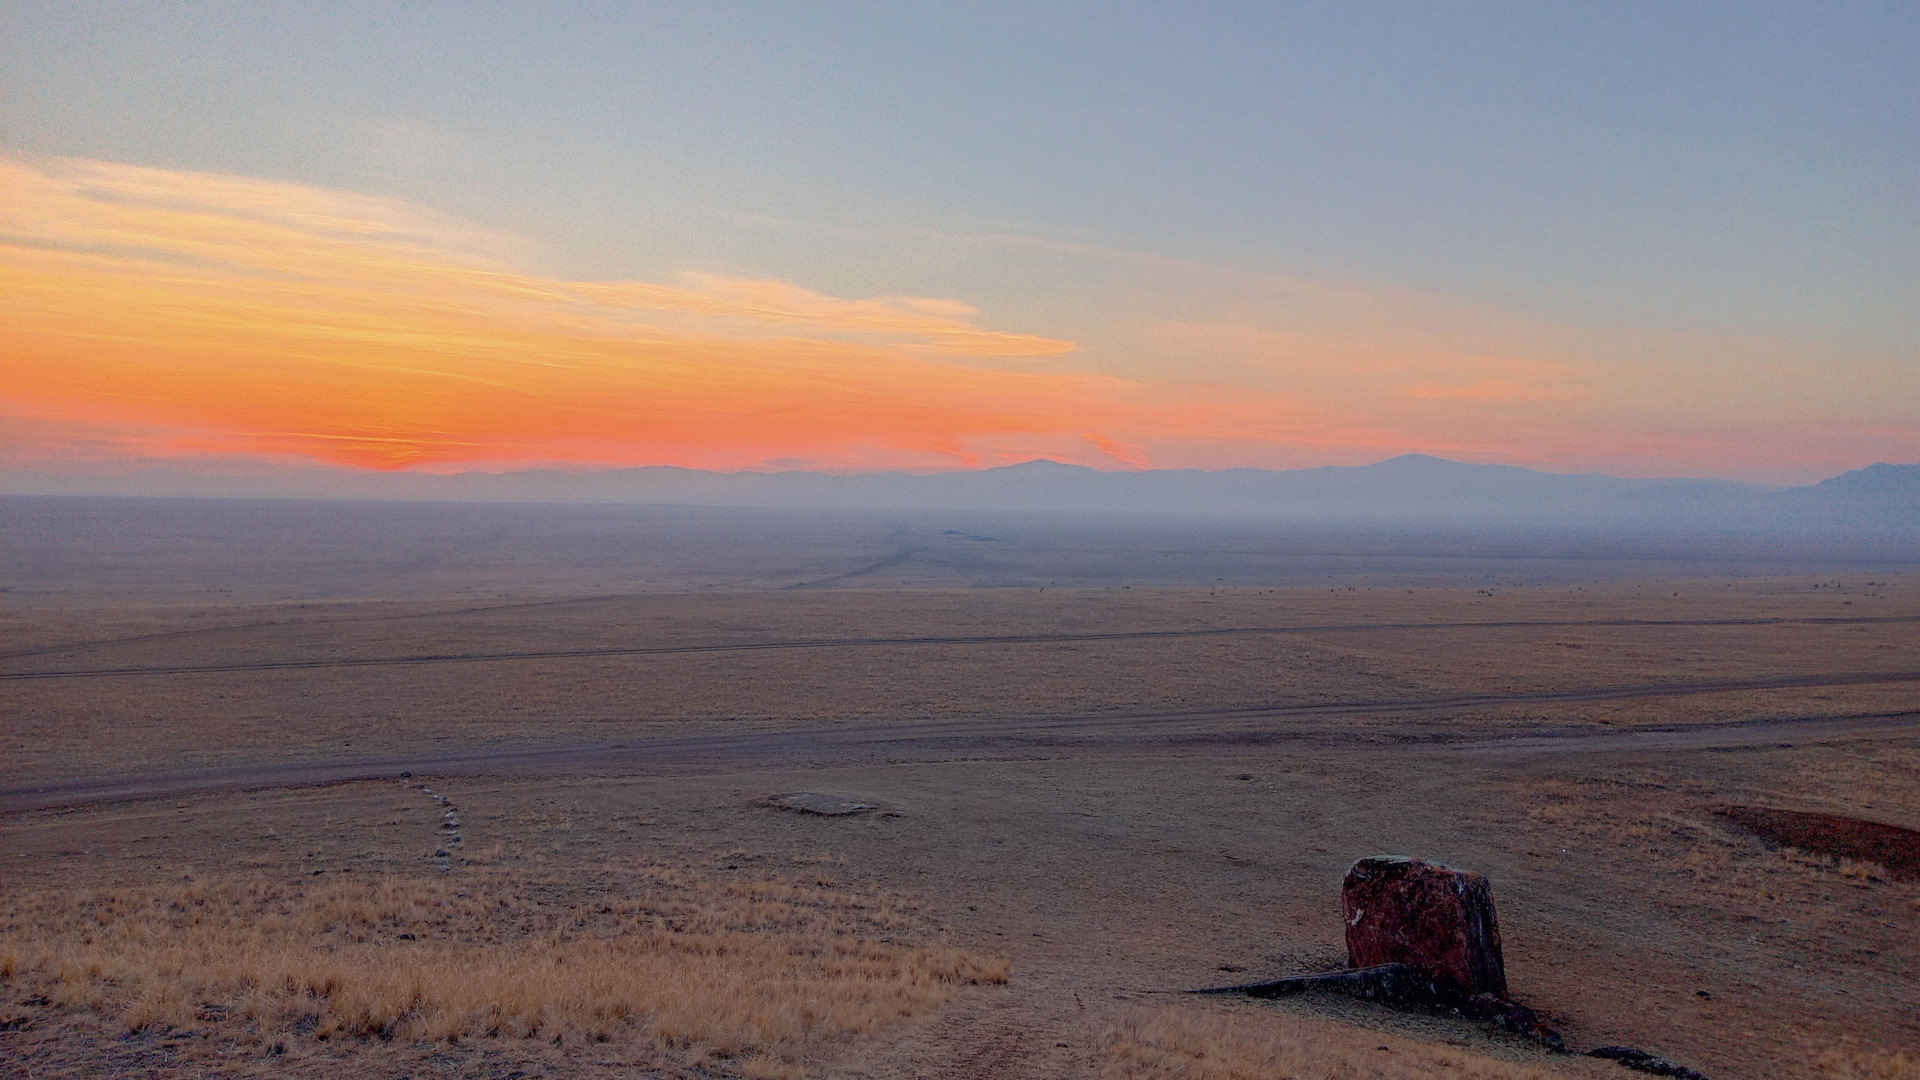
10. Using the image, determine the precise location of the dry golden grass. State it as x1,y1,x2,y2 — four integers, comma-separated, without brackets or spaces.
1100,1005,1595,1080
1817,1044,1920,1080
0,868,1007,1077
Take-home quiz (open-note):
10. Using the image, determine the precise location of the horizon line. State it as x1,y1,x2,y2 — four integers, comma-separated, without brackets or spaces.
6,453,1916,495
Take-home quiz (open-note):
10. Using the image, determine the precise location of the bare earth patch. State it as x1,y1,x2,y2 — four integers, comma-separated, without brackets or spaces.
1102,1007,1920,1080
1717,807,1920,883
1101,1003,1609,1080
3,571,1916,1078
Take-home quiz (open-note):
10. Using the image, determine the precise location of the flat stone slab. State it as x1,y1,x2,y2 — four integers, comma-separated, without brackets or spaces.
1588,1046,1713,1079
764,792,877,816
1193,962,1442,1004
1191,963,1562,1049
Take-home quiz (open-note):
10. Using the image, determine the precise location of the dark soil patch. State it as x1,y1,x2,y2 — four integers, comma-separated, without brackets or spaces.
1718,806,1920,881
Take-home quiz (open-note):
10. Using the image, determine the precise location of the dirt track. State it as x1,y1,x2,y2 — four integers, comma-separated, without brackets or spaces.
6,613,1917,679
6,672,1914,814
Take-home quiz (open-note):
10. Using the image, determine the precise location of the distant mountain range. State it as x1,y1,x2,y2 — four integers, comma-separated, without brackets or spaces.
6,455,1916,534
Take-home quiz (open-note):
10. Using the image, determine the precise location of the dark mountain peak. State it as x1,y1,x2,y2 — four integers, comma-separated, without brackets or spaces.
986,459,1103,476
1372,453,1459,467
1359,454,1528,476
1813,462,1920,496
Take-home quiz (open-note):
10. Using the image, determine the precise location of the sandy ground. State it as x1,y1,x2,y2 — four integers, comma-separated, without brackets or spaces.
4,711,1917,1078
2,503,1916,1078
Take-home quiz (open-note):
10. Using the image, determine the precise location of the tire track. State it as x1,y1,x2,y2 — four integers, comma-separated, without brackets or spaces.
782,545,929,589
5,614,1915,681
5,672,1916,813
0,593,649,662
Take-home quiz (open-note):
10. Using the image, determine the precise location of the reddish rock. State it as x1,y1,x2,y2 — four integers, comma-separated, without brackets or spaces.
1343,855,1507,998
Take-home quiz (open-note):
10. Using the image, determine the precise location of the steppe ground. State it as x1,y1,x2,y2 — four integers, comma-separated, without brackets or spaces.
2,498,1917,1080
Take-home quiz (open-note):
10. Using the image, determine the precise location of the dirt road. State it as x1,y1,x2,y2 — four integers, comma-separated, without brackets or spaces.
6,670,1914,813
7,613,1916,679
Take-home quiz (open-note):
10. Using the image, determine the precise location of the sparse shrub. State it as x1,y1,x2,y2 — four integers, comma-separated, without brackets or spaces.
1835,858,1887,881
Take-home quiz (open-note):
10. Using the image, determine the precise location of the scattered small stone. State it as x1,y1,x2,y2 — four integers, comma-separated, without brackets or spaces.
1460,992,1560,1048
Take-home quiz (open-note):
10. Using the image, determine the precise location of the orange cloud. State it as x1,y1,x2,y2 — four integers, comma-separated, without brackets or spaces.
1078,432,1150,468
0,157,1101,471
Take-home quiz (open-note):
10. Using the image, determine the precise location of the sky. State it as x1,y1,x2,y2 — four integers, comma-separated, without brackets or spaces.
2,2,1914,483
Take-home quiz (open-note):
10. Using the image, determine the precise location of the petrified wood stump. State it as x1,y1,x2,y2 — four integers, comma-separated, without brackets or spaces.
1343,855,1507,999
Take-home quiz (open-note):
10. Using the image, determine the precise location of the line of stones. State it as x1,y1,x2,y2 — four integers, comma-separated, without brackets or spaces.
399,773,458,871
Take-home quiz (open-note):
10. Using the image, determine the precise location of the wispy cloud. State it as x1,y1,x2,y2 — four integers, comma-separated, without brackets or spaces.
3,156,1911,481
1,157,1108,471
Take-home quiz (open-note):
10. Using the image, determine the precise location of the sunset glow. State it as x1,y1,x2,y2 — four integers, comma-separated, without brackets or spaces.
2,158,1168,472
7,155,1908,482
1,3,1912,484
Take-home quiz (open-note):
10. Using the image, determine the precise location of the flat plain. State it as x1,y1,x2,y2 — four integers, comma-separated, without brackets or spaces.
2,499,1917,1079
